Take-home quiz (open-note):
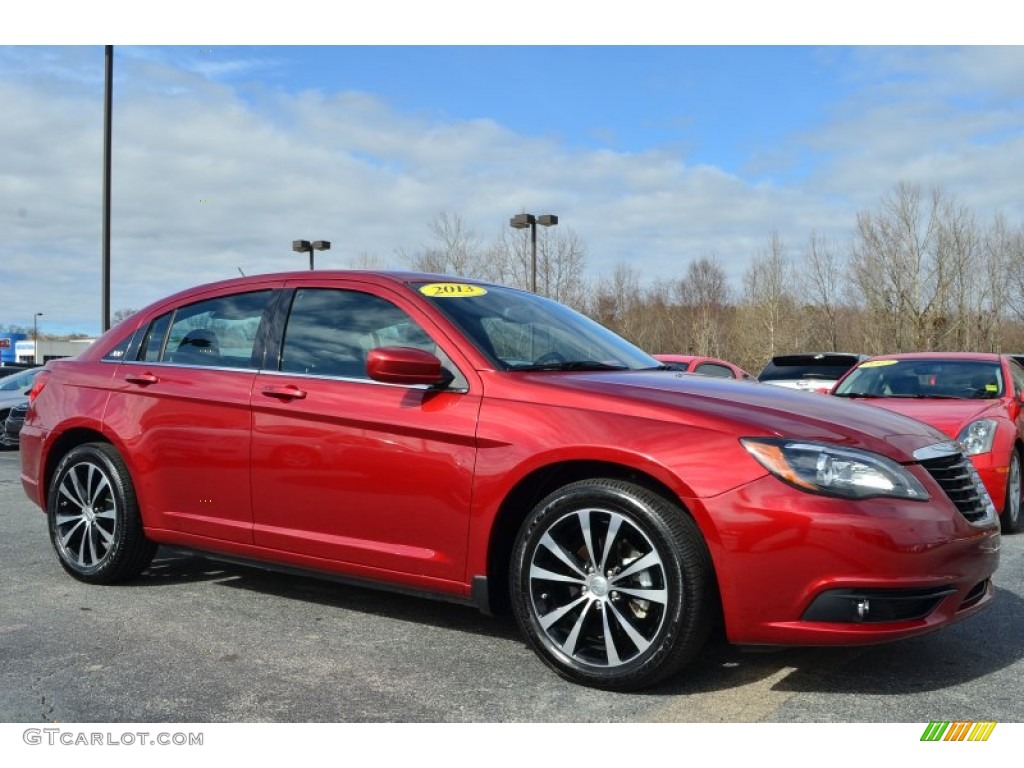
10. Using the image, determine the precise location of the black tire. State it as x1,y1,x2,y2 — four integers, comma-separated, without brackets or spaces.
1001,448,1023,534
47,442,156,583
510,478,714,691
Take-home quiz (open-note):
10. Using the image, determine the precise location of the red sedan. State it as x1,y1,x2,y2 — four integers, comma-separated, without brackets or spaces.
653,354,755,380
832,352,1023,534
20,273,1000,690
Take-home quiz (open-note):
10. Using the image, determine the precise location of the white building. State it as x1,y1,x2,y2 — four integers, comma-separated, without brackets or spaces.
14,338,95,364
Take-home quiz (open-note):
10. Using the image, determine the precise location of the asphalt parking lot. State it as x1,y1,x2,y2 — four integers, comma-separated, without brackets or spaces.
1,448,1022,723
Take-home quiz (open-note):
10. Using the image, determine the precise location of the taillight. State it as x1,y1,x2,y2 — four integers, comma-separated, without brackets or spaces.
28,370,49,403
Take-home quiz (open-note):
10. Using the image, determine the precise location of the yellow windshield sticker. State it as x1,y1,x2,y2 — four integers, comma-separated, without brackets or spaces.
419,283,487,298
859,360,898,368
986,384,998,392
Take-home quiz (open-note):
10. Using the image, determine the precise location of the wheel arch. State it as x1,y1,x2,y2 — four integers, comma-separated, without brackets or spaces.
483,459,722,620
42,427,114,509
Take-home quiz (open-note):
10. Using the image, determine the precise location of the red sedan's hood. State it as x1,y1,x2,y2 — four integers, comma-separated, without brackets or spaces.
519,370,954,462
845,397,1005,442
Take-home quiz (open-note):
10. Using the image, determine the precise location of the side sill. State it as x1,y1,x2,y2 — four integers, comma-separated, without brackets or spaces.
159,545,481,611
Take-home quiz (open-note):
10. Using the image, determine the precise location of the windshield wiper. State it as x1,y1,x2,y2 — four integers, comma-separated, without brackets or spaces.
833,392,874,398
511,360,630,372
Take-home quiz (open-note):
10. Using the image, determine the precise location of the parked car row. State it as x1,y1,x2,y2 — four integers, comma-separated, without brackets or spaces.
18,271,1001,691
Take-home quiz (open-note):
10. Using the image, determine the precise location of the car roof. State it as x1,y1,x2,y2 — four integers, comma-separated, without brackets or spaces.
121,270,510,320
768,352,866,363
862,352,1003,362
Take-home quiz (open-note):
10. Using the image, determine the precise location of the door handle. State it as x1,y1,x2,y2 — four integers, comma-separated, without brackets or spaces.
124,372,160,386
261,385,307,401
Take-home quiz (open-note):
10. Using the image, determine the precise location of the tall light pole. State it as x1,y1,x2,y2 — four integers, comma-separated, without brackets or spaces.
102,45,113,332
509,213,558,293
33,312,43,365
292,239,331,270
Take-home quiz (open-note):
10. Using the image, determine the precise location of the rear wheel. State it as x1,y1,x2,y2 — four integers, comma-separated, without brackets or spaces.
1001,448,1022,534
48,443,156,583
510,478,714,690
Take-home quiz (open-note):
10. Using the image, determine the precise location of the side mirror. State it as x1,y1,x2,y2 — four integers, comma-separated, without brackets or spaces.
366,346,451,387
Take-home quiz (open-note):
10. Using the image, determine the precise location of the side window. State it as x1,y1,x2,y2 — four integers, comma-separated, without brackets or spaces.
693,363,733,379
163,291,271,369
1010,360,1024,397
281,288,443,380
138,313,171,363
101,334,134,362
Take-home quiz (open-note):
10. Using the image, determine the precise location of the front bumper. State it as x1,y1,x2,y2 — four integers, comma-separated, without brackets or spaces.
688,473,1001,647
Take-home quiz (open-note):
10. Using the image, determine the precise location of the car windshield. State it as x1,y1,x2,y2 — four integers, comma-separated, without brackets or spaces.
415,281,659,371
833,359,1004,400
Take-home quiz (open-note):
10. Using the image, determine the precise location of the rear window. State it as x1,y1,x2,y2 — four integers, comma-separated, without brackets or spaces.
758,354,863,382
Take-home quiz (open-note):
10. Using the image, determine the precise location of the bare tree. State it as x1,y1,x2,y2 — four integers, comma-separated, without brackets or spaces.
348,251,396,270
737,231,801,366
111,308,138,324
673,256,731,357
848,183,950,352
799,233,847,351
491,225,588,309
403,211,483,277
588,263,647,345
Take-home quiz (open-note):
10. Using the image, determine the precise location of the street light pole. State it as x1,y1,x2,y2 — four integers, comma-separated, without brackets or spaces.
33,312,43,365
509,213,558,293
292,239,331,270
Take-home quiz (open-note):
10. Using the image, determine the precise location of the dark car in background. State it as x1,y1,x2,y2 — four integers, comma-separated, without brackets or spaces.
758,353,868,394
0,367,42,442
1,401,28,448
0,363,36,379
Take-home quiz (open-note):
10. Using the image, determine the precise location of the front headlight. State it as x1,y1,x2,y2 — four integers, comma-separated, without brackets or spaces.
741,438,929,501
957,419,998,456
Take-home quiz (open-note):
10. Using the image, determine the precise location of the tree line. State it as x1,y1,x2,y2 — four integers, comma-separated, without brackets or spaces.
398,182,1024,374
6,182,1022,376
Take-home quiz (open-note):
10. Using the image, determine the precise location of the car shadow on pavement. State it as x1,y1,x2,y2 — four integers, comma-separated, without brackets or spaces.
649,586,1024,697
132,547,522,641
132,548,1022,696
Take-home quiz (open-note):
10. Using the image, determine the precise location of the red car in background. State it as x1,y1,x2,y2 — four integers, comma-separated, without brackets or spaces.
19,272,1000,690
832,352,1024,534
653,354,755,380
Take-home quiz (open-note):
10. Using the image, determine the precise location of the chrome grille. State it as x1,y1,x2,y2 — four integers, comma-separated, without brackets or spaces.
915,443,996,525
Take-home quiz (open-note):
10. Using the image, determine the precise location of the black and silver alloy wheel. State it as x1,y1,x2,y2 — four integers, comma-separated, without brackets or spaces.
54,458,119,570
529,508,668,668
511,478,713,691
48,443,156,583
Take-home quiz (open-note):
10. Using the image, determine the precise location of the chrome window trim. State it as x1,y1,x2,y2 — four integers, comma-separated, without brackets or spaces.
119,359,260,374
257,366,469,393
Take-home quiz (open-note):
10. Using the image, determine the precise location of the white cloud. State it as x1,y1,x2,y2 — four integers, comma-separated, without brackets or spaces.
2,45,1023,335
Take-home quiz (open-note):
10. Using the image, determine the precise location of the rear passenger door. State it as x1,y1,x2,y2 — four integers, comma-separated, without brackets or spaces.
249,280,482,585
104,288,276,544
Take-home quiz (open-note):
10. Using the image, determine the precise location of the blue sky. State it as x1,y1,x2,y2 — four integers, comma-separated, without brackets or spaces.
2,5,1023,335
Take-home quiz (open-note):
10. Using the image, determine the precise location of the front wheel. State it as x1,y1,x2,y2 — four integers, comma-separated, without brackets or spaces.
1001,448,1022,534
48,442,156,583
510,478,714,690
